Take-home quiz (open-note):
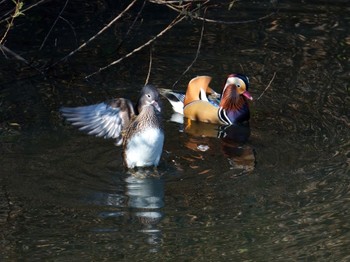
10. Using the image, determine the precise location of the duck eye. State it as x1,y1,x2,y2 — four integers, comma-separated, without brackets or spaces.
146,94,151,98
237,84,241,88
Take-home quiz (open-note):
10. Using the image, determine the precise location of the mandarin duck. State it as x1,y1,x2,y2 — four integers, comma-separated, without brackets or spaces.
160,74,252,125
60,85,164,169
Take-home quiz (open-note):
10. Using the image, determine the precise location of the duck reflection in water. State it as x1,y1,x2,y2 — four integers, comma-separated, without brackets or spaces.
94,171,164,253
218,124,255,171
125,173,164,251
183,120,255,172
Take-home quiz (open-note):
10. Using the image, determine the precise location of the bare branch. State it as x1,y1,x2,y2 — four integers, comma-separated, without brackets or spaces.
49,0,138,69
0,43,28,64
150,0,276,25
144,46,153,86
85,14,186,79
256,72,276,101
59,16,78,47
0,0,49,24
0,44,44,74
0,0,23,44
39,0,69,50
192,11,276,25
149,0,206,3
149,0,210,17
172,9,206,88
116,0,147,52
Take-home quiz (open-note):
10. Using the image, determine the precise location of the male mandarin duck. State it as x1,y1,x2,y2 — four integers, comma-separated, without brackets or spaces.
160,74,253,125
60,85,164,169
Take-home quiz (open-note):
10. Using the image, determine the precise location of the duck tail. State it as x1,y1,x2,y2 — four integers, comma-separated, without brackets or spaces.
159,88,185,114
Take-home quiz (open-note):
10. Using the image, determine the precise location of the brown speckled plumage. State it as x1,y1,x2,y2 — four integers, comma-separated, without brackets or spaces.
61,84,164,169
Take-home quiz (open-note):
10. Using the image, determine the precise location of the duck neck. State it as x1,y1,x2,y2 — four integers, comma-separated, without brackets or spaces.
138,105,162,129
219,88,249,124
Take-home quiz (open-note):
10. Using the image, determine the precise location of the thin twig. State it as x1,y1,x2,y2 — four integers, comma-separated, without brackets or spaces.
153,0,276,26
153,2,191,13
49,0,138,69
193,11,276,25
0,44,44,74
0,0,22,44
115,0,146,52
59,16,78,47
256,72,276,101
144,46,153,86
0,0,48,24
172,9,206,88
0,44,28,64
149,0,206,13
149,0,206,3
86,14,186,79
39,0,69,50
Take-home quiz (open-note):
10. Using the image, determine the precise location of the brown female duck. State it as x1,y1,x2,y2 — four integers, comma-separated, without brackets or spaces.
60,85,164,169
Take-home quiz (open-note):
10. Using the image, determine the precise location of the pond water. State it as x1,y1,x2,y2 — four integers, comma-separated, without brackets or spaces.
0,0,349,260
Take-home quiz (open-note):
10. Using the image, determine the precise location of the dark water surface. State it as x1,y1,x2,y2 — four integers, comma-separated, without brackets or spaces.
1,0,349,261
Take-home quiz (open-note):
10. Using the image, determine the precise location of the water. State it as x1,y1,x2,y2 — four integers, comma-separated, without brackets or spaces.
0,0,349,260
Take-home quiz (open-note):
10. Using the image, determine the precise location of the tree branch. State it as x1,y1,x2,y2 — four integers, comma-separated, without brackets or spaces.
172,8,206,88
39,0,69,50
256,72,276,101
144,46,153,86
48,0,138,69
85,14,186,79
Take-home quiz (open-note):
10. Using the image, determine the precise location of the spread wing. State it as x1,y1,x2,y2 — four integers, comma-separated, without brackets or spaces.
60,98,135,146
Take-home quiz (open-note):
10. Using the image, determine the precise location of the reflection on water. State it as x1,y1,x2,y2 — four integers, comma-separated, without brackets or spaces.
169,116,255,172
125,174,164,252
219,125,255,172
92,173,164,253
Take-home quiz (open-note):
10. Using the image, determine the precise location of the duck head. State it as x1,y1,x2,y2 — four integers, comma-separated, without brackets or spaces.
218,74,252,125
136,85,162,113
220,74,252,110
